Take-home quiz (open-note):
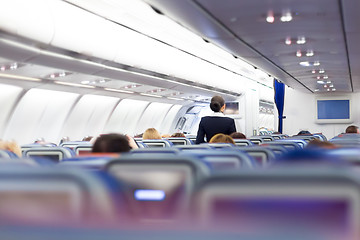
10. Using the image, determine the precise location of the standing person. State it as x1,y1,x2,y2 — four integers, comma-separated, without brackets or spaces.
196,96,236,144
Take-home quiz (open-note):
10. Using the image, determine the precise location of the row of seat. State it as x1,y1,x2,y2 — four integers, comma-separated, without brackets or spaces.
0,152,357,239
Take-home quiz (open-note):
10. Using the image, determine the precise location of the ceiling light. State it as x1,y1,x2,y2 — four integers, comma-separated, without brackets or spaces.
280,12,292,22
306,50,314,57
326,81,331,84
59,72,66,77
314,61,320,66
296,36,306,44
317,80,325,84
311,70,316,74
329,84,334,88
266,11,275,23
50,74,56,78
332,88,336,91
104,88,134,94
316,76,321,80
314,89,319,92
296,50,302,57
319,69,325,74
324,85,328,88
285,37,292,45
0,66,5,71
10,63,18,70
323,75,328,79
327,88,330,91
299,61,310,66
0,73,41,82
81,80,90,84
140,93,162,98
55,81,95,88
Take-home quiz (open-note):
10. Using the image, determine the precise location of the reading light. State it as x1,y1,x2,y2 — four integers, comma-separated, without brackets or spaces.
327,88,330,91
329,84,334,88
299,61,310,66
332,88,336,91
324,85,328,88
266,11,275,23
81,80,90,84
306,50,314,57
323,75,328,79
314,61,320,66
317,80,325,84
317,76,321,80
312,70,316,74
326,81,331,84
296,50,302,57
314,89,319,92
296,36,306,44
285,37,292,45
280,12,292,22
319,69,325,74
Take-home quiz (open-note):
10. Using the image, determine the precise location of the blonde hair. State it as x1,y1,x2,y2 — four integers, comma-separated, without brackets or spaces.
209,133,235,144
143,128,162,140
0,140,22,157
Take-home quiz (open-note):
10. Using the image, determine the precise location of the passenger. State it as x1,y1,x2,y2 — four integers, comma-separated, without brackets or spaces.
305,139,337,149
209,133,235,144
345,125,359,133
134,133,143,138
0,140,22,157
142,128,162,139
161,134,171,138
297,130,311,135
82,136,93,141
230,132,246,139
171,133,186,138
92,133,138,153
196,95,236,144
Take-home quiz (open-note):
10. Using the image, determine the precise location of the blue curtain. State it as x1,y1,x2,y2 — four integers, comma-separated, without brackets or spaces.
274,79,285,133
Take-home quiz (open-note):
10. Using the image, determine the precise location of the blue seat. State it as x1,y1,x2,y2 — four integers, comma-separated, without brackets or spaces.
130,148,180,155
175,144,212,151
167,137,193,145
141,139,173,148
22,146,75,162
260,143,289,157
73,143,93,155
59,155,118,170
261,141,301,151
60,141,90,150
104,155,209,222
248,137,263,145
0,166,122,225
0,149,19,159
236,146,276,166
180,149,256,171
233,139,253,146
192,167,360,238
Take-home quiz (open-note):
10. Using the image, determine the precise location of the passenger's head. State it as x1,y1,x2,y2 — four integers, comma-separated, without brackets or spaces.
209,133,235,144
142,128,162,140
0,140,22,157
305,139,337,149
171,132,186,138
210,95,225,113
230,132,246,139
345,125,359,133
297,130,311,135
92,134,132,153
82,136,93,141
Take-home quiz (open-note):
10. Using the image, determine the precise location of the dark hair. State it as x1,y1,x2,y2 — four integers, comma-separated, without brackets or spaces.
345,125,359,133
230,132,246,139
92,133,131,153
171,132,186,138
210,96,225,112
297,130,311,135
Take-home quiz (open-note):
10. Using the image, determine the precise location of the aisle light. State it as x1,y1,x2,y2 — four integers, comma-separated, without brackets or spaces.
105,88,134,94
55,81,95,88
0,73,41,82
140,93,162,98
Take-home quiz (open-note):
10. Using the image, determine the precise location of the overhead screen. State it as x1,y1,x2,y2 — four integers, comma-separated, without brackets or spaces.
316,98,351,123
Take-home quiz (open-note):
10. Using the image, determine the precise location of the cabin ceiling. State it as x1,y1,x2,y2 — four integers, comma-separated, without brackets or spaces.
144,0,360,93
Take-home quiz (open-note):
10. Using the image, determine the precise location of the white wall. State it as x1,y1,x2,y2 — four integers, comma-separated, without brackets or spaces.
3,89,79,144
278,87,360,139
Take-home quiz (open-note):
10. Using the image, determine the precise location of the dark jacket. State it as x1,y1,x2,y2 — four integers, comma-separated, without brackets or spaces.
195,116,236,144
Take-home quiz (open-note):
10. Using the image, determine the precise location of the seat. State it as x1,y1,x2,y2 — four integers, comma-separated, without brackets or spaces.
261,141,302,151
104,155,209,222
192,167,360,239
233,139,253,146
0,149,19,159
248,137,263,145
22,147,75,162
73,143,93,155
167,137,193,146
60,141,90,150
236,146,276,166
130,148,180,155
141,139,174,148
0,166,121,225
181,149,255,171
175,144,212,151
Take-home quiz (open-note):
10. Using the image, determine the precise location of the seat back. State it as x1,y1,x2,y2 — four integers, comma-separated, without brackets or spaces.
22,147,75,162
237,146,276,166
233,139,253,146
192,168,360,239
105,155,209,222
167,137,193,146
73,144,93,155
141,139,173,148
